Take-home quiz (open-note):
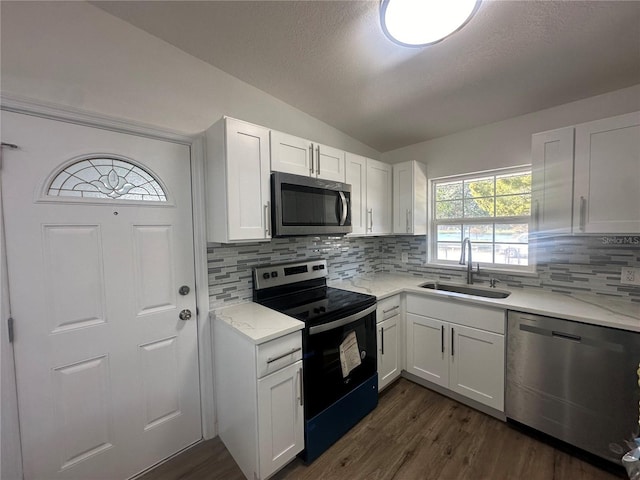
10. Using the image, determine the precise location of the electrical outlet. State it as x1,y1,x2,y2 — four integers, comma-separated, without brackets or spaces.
401,252,409,263
621,267,640,286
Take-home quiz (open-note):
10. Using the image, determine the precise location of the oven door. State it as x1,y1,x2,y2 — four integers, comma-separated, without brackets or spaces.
303,304,377,420
272,172,352,237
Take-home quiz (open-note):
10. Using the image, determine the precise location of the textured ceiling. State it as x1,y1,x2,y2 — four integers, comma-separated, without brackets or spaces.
93,0,640,153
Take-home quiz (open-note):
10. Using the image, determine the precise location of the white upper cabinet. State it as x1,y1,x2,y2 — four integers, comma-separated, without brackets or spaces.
573,111,640,233
206,117,272,243
531,111,640,235
393,160,428,235
271,130,345,182
531,127,575,235
345,153,392,235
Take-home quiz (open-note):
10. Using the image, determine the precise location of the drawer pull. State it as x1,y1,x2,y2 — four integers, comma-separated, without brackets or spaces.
266,347,301,364
383,305,400,314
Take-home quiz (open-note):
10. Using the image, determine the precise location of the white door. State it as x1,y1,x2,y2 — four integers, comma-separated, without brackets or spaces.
573,111,640,233
449,324,504,411
366,159,392,235
405,313,448,387
377,315,399,391
314,143,345,182
270,131,313,177
1,111,201,479
345,153,367,235
257,360,304,480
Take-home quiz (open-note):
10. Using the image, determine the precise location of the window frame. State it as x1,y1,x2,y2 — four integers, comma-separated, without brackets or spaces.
427,165,535,273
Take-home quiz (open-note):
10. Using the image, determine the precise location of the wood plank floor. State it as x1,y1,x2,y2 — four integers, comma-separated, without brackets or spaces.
140,378,625,480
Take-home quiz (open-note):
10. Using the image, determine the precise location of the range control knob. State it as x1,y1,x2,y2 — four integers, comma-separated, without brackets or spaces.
263,272,270,280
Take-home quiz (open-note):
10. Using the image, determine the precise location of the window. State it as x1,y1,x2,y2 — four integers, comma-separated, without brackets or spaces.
430,167,532,270
47,157,167,202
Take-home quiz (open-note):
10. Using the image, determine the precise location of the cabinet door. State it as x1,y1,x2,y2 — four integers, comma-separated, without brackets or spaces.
393,161,414,234
345,153,367,235
573,111,640,233
531,127,574,235
315,143,345,182
270,131,313,177
257,360,304,479
378,315,400,391
449,324,504,411
366,159,392,235
226,118,272,241
405,313,448,387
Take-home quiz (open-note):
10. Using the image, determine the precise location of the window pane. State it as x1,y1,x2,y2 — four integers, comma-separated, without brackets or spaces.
464,198,494,218
462,224,494,243
495,244,529,266
464,177,494,198
436,182,462,201
437,225,462,242
495,194,531,217
435,200,463,219
495,224,528,243
437,242,461,261
496,172,531,195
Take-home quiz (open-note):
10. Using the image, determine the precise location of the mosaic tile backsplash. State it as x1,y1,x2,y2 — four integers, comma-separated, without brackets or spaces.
208,235,640,309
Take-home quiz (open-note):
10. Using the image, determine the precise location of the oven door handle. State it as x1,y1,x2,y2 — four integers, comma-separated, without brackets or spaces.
308,304,376,335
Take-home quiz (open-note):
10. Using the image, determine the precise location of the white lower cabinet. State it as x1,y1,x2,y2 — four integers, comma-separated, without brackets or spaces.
376,295,402,391
405,294,505,412
214,323,304,480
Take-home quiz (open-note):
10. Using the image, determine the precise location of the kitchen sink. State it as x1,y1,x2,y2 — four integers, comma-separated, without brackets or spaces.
420,282,511,299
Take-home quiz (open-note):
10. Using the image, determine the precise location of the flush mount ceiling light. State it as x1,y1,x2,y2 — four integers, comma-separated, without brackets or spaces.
380,0,481,47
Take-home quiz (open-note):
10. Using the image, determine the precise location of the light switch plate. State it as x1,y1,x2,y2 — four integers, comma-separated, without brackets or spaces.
401,252,409,263
621,267,640,286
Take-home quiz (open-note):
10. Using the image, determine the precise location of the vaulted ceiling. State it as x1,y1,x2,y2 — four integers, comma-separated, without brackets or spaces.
93,1,640,152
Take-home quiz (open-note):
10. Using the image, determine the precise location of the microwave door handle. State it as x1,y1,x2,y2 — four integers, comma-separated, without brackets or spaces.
338,191,348,226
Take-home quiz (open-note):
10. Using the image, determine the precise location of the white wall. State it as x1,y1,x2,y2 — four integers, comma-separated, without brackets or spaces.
382,84,640,178
0,1,380,159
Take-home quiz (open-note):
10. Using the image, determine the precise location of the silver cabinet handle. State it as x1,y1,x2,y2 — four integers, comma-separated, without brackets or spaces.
381,326,385,355
383,305,399,314
309,144,314,175
339,191,348,226
367,209,373,232
299,366,304,406
316,145,321,176
264,203,271,237
266,347,301,364
406,209,411,233
579,196,586,232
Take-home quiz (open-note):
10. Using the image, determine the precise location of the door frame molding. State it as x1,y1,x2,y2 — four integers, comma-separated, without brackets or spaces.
0,95,216,453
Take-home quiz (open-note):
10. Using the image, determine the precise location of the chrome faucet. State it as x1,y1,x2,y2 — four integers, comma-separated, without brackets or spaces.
459,237,478,284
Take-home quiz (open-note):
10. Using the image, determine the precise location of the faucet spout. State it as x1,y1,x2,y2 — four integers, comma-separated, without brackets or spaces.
459,237,474,284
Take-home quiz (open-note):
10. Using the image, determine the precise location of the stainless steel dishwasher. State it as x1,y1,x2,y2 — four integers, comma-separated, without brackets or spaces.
506,311,640,464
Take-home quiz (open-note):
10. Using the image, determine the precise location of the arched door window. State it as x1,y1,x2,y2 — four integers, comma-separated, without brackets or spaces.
47,157,167,202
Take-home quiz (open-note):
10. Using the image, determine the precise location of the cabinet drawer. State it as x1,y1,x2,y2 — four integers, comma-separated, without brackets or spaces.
377,295,400,323
406,294,505,334
256,331,302,378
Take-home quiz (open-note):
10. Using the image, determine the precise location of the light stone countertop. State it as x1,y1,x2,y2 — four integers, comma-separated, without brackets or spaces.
212,302,304,344
329,273,640,333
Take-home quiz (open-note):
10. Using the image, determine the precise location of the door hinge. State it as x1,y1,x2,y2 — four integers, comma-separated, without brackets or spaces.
8,317,14,343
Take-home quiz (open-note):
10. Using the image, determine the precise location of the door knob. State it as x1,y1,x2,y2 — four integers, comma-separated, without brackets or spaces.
179,309,192,321
179,285,190,296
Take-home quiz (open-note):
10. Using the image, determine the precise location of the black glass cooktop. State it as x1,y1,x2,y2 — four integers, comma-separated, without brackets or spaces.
258,286,376,326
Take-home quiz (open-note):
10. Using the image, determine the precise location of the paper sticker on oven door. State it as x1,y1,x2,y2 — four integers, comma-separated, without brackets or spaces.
339,331,362,378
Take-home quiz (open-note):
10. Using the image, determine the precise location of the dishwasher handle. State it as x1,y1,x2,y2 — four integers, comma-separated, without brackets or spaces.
552,331,581,342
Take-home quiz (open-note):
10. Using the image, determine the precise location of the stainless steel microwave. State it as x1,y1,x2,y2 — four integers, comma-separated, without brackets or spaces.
271,172,352,237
